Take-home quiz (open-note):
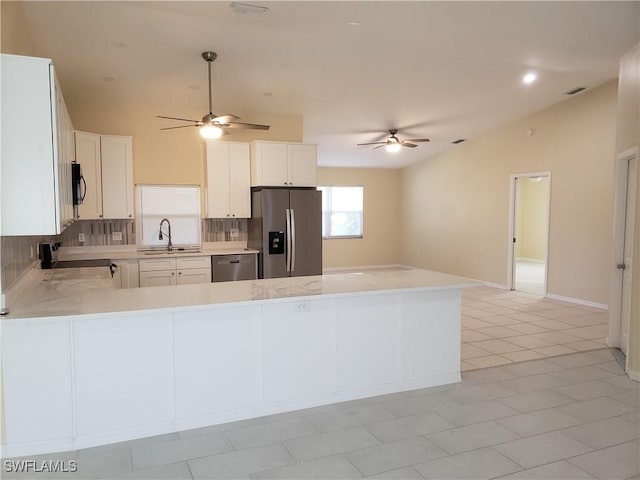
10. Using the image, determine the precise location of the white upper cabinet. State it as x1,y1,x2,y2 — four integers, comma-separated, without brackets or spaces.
205,141,251,218
250,141,317,187
75,132,102,219
1,54,74,235
101,136,134,219
75,133,134,219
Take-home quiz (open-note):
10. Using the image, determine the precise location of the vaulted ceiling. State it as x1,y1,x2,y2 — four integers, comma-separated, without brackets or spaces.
14,1,640,167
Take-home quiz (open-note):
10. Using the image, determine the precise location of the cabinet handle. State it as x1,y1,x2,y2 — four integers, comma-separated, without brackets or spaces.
284,182,288,185
129,214,132,218
171,272,175,276
232,214,235,217
99,214,103,218
178,271,182,275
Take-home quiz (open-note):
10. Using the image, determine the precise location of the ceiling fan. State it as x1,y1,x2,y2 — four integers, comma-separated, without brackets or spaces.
357,129,430,153
158,51,270,139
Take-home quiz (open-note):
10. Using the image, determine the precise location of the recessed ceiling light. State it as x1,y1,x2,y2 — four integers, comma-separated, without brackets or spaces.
188,85,199,90
114,41,127,48
347,21,361,26
102,76,115,82
263,92,272,97
523,72,537,85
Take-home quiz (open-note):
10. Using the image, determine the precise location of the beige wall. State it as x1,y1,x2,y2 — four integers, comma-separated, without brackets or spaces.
66,99,303,188
318,168,402,269
516,177,549,261
401,81,618,305
0,1,35,56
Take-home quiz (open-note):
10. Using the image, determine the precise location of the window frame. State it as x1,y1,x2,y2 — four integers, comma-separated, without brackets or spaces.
317,185,364,240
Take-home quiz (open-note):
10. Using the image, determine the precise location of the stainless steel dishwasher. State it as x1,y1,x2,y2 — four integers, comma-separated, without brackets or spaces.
211,254,257,282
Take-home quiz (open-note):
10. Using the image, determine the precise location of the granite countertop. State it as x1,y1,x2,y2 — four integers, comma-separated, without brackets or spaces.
56,243,258,261
3,268,478,321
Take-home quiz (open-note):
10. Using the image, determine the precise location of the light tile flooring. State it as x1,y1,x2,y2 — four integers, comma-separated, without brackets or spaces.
461,286,609,371
4,349,637,479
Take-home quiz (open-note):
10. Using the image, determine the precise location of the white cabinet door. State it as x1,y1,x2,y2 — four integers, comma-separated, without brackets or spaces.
140,270,176,287
101,135,134,219
205,142,231,218
177,267,211,285
251,142,288,186
288,144,317,187
262,299,337,402
2,321,73,444
111,259,139,288
229,143,251,217
174,306,261,418
75,131,103,219
73,314,174,437
56,92,75,229
1,55,64,235
205,142,251,218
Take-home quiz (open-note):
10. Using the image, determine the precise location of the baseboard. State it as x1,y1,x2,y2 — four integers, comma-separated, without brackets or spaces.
545,293,608,310
323,264,411,273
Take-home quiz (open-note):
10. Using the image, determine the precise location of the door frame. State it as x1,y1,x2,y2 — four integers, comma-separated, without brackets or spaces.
607,146,638,358
507,171,552,293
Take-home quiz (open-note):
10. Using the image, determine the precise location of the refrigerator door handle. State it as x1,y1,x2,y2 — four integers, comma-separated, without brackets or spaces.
291,209,296,272
285,208,292,272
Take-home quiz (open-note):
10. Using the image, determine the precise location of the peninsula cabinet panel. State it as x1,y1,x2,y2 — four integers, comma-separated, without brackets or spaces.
401,290,460,380
261,299,336,403
73,314,173,436
2,321,73,445
173,307,261,419
336,295,401,391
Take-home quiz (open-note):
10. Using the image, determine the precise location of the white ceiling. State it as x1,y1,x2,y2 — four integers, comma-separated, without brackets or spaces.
16,1,640,168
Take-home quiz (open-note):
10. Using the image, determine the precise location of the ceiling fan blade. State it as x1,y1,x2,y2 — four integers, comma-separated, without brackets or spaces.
224,121,270,130
404,138,430,143
212,114,240,124
401,142,418,148
157,115,199,123
357,142,387,146
373,145,386,150
160,125,199,130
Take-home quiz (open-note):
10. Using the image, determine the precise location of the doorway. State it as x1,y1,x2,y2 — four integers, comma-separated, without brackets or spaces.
609,147,638,358
508,172,551,295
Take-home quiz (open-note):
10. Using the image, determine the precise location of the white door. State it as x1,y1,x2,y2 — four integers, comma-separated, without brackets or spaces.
511,174,550,295
619,156,637,356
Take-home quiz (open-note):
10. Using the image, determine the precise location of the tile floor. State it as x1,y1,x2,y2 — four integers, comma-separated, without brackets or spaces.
461,286,609,371
4,349,637,479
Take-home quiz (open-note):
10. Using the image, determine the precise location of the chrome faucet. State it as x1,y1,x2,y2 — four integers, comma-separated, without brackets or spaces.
158,218,173,252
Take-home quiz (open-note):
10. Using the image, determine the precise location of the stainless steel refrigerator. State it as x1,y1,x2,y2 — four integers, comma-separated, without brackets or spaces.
248,188,322,278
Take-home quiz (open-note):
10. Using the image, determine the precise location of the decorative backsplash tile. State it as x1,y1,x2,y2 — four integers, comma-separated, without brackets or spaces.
1,218,249,293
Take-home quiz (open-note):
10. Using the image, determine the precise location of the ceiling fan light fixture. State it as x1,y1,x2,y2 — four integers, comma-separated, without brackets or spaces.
385,142,402,153
200,123,223,139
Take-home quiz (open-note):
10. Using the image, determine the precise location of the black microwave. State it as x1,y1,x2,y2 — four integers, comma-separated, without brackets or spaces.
71,163,86,206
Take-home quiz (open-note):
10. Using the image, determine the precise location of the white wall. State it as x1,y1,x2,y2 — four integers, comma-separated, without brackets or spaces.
401,81,618,305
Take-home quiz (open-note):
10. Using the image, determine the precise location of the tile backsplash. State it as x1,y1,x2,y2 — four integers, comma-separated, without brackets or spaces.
1,218,249,293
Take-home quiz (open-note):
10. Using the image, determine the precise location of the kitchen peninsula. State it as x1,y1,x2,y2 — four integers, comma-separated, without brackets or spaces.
1,267,476,458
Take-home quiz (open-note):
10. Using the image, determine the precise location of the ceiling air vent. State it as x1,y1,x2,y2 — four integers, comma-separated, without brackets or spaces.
566,87,587,95
452,139,466,144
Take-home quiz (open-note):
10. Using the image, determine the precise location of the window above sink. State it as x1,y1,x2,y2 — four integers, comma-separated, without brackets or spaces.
135,185,202,251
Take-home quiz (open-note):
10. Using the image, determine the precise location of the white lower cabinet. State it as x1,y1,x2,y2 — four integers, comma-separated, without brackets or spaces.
2,321,73,445
174,306,261,418
139,256,211,287
73,314,174,436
